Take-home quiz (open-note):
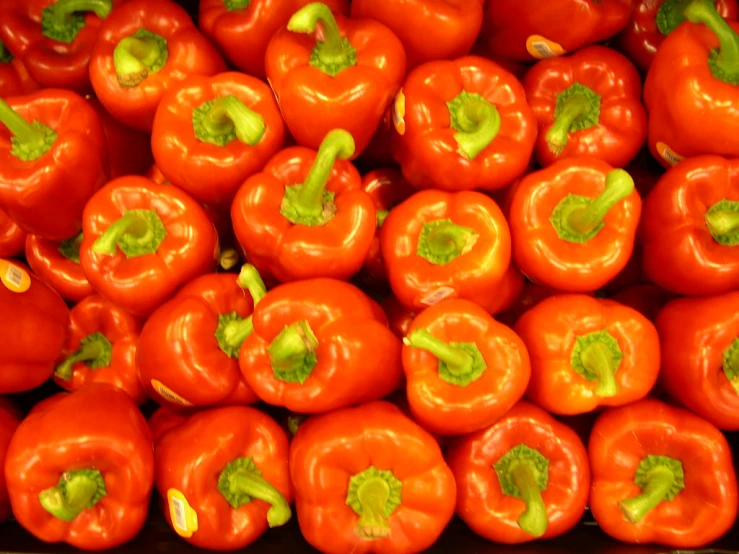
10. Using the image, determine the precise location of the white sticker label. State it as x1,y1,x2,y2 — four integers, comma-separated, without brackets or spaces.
420,287,456,306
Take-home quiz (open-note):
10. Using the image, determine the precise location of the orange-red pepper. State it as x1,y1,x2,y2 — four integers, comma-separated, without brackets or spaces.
611,284,675,322
0,208,25,259
0,39,39,97
0,396,21,523
381,294,417,339
25,233,94,303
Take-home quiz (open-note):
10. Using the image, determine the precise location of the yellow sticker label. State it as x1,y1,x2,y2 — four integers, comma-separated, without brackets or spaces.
392,89,406,135
526,35,566,59
167,489,198,538
151,380,193,407
0,260,31,293
656,142,684,167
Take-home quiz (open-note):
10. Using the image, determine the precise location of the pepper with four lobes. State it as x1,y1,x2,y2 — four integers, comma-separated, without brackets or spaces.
481,0,634,62
199,0,349,79
231,129,376,284
289,401,456,554
152,72,286,208
26,233,94,303
0,259,69,394
0,397,21,523
446,402,590,544
402,299,531,436
391,56,537,192
0,209,26,259
0,39,39,97
54,294,147,405
515,295,661,415
155,406,293,550
509,159,641,292
0,90,108,241
0,0,120,93
645,0,739,166
265,2,406,157
90,0,227,132
589,398,739,548
238,277,402,414
523,45,647,169
641,155,739,295
656,292,739,430
79,175,219,318
137,265,265,409
617,0,738,71
380,189,511,313
350,0,484,69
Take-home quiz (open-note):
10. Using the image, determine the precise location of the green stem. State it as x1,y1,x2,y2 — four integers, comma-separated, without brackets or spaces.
447,92,501,160
113,30,167,88
268,321,319,384
0,40,11,64
219,248,240,270
346,467,403,541
580,341,619,397
511,463,548,538
215,314,254,358
287,414,309,435
0,98,57,161
39,470,107,522
51,0,111,19
223,0,251,10
685,0,739,84
54,332,112,381
376,210,389,227
722,338,739,394
546,83,601,156
58,232,84,264
41,0,111,43
194,95,265,146
656,0,692,35
618,455,685,524
237,263,267,305
568,170,634,234
416,219,479,265
705,200,739,245
91,209,167,258
403,329,472,374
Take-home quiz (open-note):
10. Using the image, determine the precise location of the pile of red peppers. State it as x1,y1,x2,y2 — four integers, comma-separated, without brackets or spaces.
2,0,739,552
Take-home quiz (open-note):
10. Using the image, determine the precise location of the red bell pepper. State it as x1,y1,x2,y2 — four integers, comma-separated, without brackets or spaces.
487,264,526,315
231,130,375,283
0,39,39,97
199,0,348,79
5,384,154,551
381,294,417,339
0,397,21,523
515,294,660,415
155,406,293,549
239,278,402,413
656,292,739,430
357,168,414,289
645,0,739,166
148,406,189,444
89,0,227,132
79,175,219,318
26,233,94,303
391,56,537,192
151,72,286,208
497,282,561,328
53,294,146,404
618,0,738,72
641,155,739,295
265,3,406,156
0,259,69,394
290,401,456,553
0,90,108,241
403,299,530,435
611,284,675,322
350,0,484,69
380,189,511,312
0,0,120,93
481,0,634,62
138,265,265,409
509,159,641,292
523,46,647,169
0,208,26,259
446,402,590,543
589,398,739,548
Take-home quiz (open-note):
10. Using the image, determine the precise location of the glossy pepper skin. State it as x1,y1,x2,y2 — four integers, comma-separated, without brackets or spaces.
148,406,188,444
618,0,738,72
54,294,146,404
290,401,456,554
79,176,219,318
239,278,402,413
0,208,26,259
641,156,739,295
381,189,511,313
392,56,537,192
589,398,739,548
515,295,660,415
90,0,227,132
199,0,348,79
446,402,590,543
138,266,264,409
265,3,406,157
481,0,634,62
232,130,375,283
0,259,69,394
350,0,484,69
509,158,641,292
656,292,739,430
152,72,286,208
645,1,739,166
0,40,39,97
0,90,108,241
0,0,121,93
26,233,94,303
155,406,293,550
5,384,154,551
0,397,21,523
402,299,531,435
523,46,647,169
